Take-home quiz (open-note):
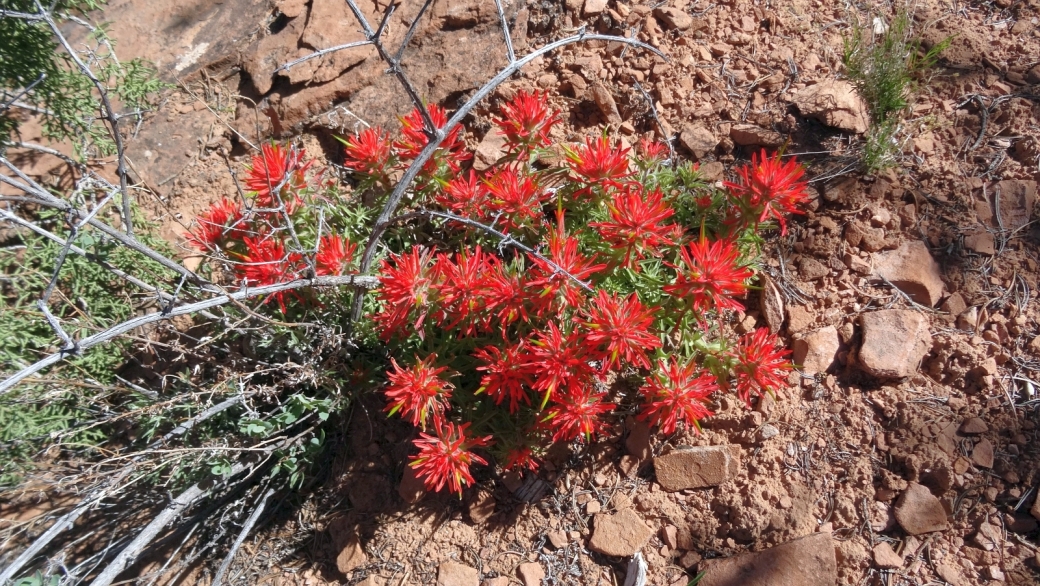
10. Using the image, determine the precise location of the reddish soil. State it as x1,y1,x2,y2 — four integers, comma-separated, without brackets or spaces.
6,0,1040,585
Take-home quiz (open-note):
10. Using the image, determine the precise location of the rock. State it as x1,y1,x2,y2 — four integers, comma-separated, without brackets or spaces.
434,0,496,27
398,465,426,503
336,534,368,576
547,530,568,548
517,562,545,586
995,180,1036,232
301,0,375,84
679,125,718,159
858,310,932,379
872,542,903,569
588,508,654,556
654,7,694,30
759,424,780,440
790,80,870,134
276,0,308,18
844,253,872,275
437,562,479,586
873,241,945,307
786,305,815,334
590,82,621,124
586,500,601,515
468,490,496,524
356,576,385,586
970,438,994,468
759,275,785,334
798,257,830,280
894,483,949,535
1031,494,1040,521
730,123,784,147
474,130,507,171
936,560,967,586
959,417,989,434
941,292,967,317
583,0,608,16
242,16,306,95
653,445,740,491
985,565,1005,581
661,525,679,549
483,578,510,586
698,532,837,586
964,229,996,255
625,417,651,461
793,326,840,375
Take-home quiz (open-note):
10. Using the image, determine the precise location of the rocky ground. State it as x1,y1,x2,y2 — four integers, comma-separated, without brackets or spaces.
5,0,1040,584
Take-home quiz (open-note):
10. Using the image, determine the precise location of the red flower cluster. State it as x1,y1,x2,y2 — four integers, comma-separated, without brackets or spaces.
724,149,810,235
190,89,815,496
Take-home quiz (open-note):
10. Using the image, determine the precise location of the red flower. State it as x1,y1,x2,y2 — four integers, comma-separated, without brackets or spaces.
187,198,246,251
529,219,606,311
723,149,810,235
384,355,454,428
434,170,489,219
435,247,492,334
236,236,302,312
482,258,530,329
374,246,439,340
525,321,596,408
664,238,753,314
474,341,532,413
315,234,356,276
591,186,681,266
639,359,717,435
395,104,470,172
729,328,792,406
543,385,613,443
579,291,661,372
637,138,669,163
483,168,548,233
493,90,561,153
566,136,632,190
502,445,540,472
410,420,492,494
245,143,312,208
343,127,392,176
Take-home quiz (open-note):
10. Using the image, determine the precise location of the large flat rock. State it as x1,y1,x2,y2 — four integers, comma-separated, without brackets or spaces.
858,310,931,379
699,532,837,586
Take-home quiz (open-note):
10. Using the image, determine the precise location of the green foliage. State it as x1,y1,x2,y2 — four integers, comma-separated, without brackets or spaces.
0,207,177,486
0,0,165,157
842,9,949,171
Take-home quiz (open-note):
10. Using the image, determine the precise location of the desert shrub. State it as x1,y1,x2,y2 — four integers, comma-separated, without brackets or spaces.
0,0,164,157
842,9,949,170
188,92,810,495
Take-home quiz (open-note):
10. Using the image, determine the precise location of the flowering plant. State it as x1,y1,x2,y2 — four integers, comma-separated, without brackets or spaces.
190,90,809,495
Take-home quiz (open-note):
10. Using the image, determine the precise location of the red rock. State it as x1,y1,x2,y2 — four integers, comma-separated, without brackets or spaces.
468,490,496,524
275,0,308,18
517,562,545,586
679,125,718,159
730,123,784,147
995,179,1036,231
625,417,651,461
547,530,568,548
872,542,903,569
786,304,815,334
588,508,654,556
699,532,837,586
586,500,601,515
793,325,840,375
583,0,608,16
437,562,479,586
959,417,989,434
654,7,694,30
971,438,995,468
653,445,741,491
941,292,967,316
241,16,306,95
894,483,949,535
873,241,945,307
759,275,785,333
935,560,967,586
336,534,368,576
356,576,384,586
964,229,995,255
589,82,621,124
483,578,509,586
473,131,507,171
858,310,932,378
398,465,425,503
790,80,870,134
661,525,679,549
300,0,374,84
1031,493,1040,521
